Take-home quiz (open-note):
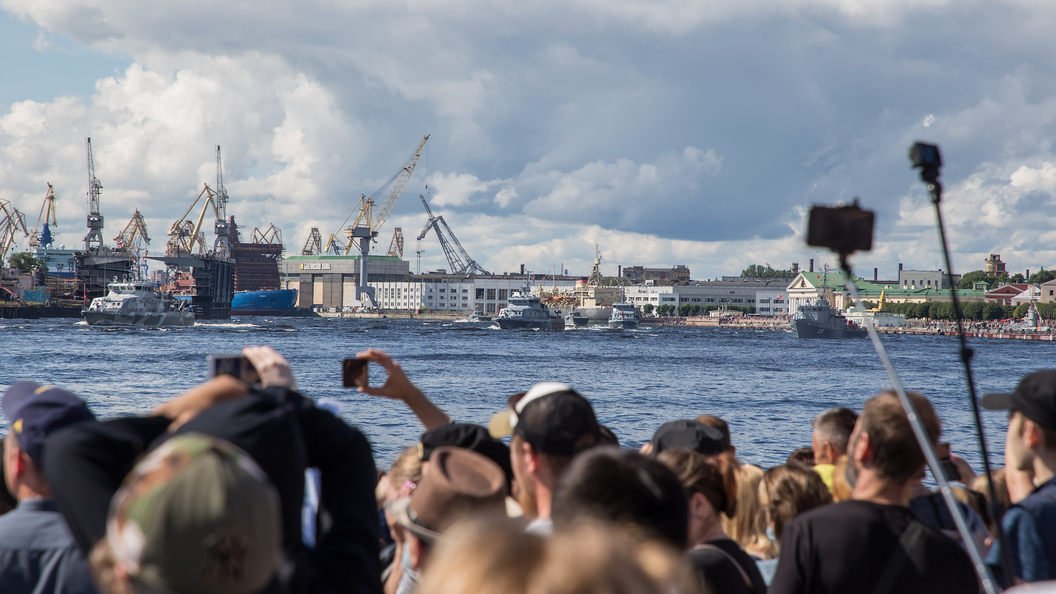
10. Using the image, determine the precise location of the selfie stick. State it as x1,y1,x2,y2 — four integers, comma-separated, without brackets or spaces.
910,142,1014,585
837,255,998,593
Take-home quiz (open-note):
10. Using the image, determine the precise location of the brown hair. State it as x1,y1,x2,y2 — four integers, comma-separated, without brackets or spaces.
831,455,853,502
695,415,732,451
762,464,832,543
657,449,737,518
858,391,941,484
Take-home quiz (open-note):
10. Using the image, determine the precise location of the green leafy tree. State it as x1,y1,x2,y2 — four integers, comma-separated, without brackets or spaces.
642,303,654,315
982,302,1004,320
914,302,931,319
961,301,984,321
957,270,1007,290
1029,270,1056,284
1014,303,1029,319
740,264,794,278
9,252,43,272
1009,273,1026,283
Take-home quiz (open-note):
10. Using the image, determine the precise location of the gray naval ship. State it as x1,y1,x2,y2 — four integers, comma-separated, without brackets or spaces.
496,288,556,330
83,280,194,327
792,297,866,339
608,302,639,329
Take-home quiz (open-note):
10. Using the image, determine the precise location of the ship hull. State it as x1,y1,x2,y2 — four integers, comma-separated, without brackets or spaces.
497,318,553,330
577,307,613,322
231,289,298,316
566,315,589,327
608,319,639,330
793,319,866,339
83,311,194,327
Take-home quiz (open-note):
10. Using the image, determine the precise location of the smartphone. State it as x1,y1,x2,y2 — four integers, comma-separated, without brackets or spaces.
936,442,961,482
207,354,259,383
343,358,369,389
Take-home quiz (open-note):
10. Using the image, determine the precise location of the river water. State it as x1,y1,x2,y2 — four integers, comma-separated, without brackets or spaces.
1,317,1052,470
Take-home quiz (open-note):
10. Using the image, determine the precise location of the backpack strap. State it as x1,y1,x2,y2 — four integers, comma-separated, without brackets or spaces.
869,520,927,594
692,543,755,593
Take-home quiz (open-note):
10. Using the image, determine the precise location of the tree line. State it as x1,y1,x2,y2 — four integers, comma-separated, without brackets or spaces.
643,303,756,317
879,301,1056,321
957,269,1056,289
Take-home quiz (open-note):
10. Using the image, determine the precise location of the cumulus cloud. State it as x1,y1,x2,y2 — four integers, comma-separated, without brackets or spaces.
3,0,1056,278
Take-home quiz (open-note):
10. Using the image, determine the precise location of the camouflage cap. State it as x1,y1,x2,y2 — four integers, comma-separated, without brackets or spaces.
107,434,283,594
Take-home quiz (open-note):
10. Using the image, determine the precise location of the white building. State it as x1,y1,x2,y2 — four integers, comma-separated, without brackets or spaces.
623,278,793,314
369,276,581,314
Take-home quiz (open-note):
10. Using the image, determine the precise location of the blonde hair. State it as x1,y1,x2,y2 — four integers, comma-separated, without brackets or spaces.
389,446,424,488
418,518,699,594
722,463,777,559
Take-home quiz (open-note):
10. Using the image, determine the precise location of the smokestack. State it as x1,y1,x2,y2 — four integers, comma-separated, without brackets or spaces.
809,259,814,273
520,264,525,275
1027,269,1031,280
618,265,622,278
874,268,878,281
899,263,903,271
792,262,799,274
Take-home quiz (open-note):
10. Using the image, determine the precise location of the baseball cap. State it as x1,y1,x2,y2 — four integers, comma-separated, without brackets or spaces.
2,381,95,469
651,420,726,456
488,382,601,456
420,423,513,485
387,446,506,543
107,434,282,594
982,370,1056,432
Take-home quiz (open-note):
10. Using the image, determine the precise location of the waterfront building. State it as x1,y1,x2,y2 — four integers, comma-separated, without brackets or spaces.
899,268,960,290
786,271,987,313
1041,279,1056,304
621,265,690,284
985,284,1029,305
624,277,792,314
985,254,1007,275
1011,285,1042,306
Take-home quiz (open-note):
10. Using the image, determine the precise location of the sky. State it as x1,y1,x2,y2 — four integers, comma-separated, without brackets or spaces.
1,0,1055,280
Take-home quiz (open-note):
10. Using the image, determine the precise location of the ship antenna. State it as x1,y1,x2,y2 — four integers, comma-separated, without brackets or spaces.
807,195,1000,594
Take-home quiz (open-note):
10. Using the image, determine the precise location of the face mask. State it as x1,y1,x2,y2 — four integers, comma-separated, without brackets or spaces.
397,546,421,594
766,525,776,542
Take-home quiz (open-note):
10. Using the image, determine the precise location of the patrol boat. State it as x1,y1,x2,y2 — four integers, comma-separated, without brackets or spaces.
565,310,589,328
792,297,866,338
496,288,554,330
83,280,194,327
608,302,639,329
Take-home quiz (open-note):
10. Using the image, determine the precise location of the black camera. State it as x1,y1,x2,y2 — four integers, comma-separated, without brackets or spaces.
910,142,942,183
806,201,875,255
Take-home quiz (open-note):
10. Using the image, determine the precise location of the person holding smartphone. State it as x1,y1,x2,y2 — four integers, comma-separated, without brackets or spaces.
43,346,382,594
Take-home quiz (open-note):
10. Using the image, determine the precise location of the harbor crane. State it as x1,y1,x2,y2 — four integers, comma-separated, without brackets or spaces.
1,199,30,265
416,194,490,275
213,146,231,256
321,134,429,256
387,228,404,259
301,228,322,255
84,138,105,251
29,184,58,250
114,210,151,255
166,184,222,257
309,134,429,305
251,224,283,246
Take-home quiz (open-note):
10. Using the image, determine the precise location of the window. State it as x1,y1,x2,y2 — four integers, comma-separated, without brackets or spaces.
476,289,485,299
463,289,468,293
439,288,446,293
487,289,497,300
747,299,754,303
730,291,736,294
759,299,770,304
774,299,784,304
732,299,743,303
692,298,701,302
706,298,715,303
498,289,508,300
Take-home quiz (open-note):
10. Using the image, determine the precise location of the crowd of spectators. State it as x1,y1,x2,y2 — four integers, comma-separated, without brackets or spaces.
3,347,1056,593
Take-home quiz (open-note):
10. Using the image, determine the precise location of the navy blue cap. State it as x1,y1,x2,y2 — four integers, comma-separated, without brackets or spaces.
2,382,95,469
651,420,726,456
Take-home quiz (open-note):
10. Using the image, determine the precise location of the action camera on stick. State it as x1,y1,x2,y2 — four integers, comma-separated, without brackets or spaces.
806,200,875,256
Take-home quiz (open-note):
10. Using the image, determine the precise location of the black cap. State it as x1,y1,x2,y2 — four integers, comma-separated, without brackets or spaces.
982,370,1056,432
651,420,726,456
420,423,513,485
2,382,95,469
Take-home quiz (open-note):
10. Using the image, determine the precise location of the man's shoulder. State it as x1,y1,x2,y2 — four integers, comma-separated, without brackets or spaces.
790,499,885,526
0,505,78,549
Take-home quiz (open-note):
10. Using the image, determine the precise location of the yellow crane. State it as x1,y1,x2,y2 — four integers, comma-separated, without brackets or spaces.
115,210,151,255
29,184,58,250
320,134,429,255
166,184,221,257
